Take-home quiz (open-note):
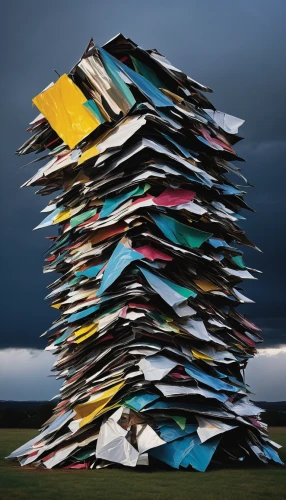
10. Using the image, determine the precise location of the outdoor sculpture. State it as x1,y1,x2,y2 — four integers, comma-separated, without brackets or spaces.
8,34,283,470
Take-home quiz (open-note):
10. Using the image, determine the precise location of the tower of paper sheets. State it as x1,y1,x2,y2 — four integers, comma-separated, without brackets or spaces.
8,34,283,471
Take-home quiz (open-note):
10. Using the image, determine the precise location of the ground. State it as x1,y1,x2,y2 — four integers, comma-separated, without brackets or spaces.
0,428,285,500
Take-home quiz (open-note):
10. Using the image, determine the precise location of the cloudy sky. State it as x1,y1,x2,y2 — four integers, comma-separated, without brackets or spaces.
0,0,285,401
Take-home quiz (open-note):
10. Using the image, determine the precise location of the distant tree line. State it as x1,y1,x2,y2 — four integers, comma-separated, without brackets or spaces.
262,410,286,426
0,401,55,428
0,401,285,428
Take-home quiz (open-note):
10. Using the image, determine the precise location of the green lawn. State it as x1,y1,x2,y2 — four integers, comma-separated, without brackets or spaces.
0,428,285,500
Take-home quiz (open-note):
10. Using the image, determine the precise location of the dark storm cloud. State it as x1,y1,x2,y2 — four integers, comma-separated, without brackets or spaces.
0,0,285,349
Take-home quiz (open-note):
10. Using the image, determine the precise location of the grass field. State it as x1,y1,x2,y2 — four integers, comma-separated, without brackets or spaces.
0,428,285,500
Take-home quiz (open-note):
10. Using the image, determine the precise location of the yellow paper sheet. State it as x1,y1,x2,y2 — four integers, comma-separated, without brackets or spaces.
194,277,221,292
33,74,100,149
78,127,110,165
51,303,61,310
74,324,98,344
192,349,213,360
160,88,184,103
74,382,124,427
54,208,71,223
78,141,100,165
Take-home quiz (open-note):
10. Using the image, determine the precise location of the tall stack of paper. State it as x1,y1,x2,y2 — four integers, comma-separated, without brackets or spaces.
8,34,283,471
